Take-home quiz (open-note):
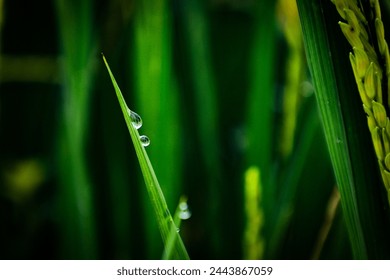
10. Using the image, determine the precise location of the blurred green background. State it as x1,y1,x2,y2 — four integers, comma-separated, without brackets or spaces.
0,0,351,259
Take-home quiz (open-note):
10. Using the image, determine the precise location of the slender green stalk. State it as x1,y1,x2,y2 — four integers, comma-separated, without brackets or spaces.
296,0,366,258
103,55,189,260
245,0,277,255
55,0,96,259
297,0,390,259
179,0,223,258
277,0,305,159
132,0,182,258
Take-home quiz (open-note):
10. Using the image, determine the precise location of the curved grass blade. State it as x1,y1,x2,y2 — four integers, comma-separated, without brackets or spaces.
102,54,189,260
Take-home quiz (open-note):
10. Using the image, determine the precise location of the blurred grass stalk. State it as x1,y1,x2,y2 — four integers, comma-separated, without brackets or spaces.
132,0,183,258
296,0,390,259
277,0,304,160
245,0,277,258
246,0,276,213
55,0,97,258
264,0,323,259
179,0,223,257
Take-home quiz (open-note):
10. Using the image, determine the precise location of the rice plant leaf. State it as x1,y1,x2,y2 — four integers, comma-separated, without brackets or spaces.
297,0,390,259
296,0,367,258
102,54,189,260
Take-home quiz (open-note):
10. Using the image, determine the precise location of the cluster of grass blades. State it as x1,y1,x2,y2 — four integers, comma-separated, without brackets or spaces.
102,54,189,260
5,0,390,261
296,0,390,259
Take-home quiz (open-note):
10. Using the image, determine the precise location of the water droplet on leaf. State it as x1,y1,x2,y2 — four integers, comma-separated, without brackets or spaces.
179,201,188,211
140,135,150,147
179,210,191,220
127,108,142,129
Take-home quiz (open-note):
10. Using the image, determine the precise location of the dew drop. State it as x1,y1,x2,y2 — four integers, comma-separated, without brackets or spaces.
179,210,192,220
179,201,188,211
176,228,180,233
127,108,142,129
178,201,191,220
140,135,150,147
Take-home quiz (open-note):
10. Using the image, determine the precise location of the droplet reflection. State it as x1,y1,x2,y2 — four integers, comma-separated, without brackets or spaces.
139,135,150,147
127,108,142,129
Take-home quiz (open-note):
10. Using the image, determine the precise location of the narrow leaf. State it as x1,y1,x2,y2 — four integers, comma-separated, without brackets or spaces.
102,54,189,260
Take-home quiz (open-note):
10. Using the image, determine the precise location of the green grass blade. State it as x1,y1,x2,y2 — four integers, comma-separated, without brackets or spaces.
102,55,189,260
296,0,366,259
245,0,277,254
297,0,390,259
246,0,277,184
132,0,182,258
55,0,96,259
179,0,223,258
